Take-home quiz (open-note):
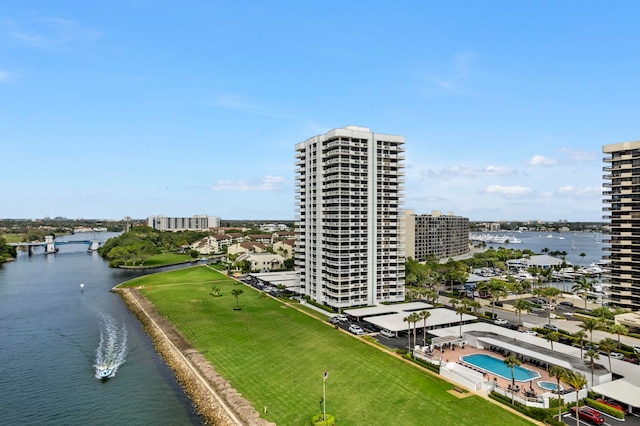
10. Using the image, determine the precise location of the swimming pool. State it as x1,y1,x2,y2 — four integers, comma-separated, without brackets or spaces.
537,381,562,391
461,354,541,382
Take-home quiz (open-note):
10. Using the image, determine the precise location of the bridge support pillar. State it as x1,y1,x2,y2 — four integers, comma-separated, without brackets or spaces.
45,236,57,254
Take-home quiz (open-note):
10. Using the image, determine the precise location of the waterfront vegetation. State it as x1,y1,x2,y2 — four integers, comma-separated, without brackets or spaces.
0,235,18,263
118,266,534,426
98,226,208,267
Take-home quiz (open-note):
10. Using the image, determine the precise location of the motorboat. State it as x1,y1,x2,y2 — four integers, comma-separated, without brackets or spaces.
97,367,113,380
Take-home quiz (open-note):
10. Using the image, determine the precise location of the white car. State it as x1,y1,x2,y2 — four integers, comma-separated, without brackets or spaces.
379,328,395,338
634,346,640,355
521,330,537,336
610,352,624,360
348,324,364,335
494,319,509,326
334,314,348,323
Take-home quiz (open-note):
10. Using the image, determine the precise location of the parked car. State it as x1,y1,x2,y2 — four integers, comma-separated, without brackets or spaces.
328,316,341,325
334,314,348,323
570,407,604,425
521,330,537,336
543,324,559,332
559,301,574,307
633,345,640,354
494,319,509,326
609,352,624,360
379,328,395,338
596,398,625,412
348,324,364,335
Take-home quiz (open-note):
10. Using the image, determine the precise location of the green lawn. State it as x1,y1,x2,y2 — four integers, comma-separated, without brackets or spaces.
119,266,534,426
139,252,195,267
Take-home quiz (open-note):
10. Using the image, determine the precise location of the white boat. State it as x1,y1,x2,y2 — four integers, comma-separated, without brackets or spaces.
97,367,114,380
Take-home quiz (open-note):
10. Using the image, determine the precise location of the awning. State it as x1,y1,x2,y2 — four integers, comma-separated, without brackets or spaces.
592,380,640,408
476,336,574,370
432,335,464,348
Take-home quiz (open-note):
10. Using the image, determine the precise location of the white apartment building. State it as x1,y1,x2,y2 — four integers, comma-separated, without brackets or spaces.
602,140,640,310
147,215,220,232
294,126,405,309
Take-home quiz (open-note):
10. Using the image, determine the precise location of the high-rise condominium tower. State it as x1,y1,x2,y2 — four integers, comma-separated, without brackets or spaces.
602,140,640,310
294,126,405,309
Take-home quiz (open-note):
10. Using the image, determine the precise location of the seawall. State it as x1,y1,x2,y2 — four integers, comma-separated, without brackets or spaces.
116,287,275,426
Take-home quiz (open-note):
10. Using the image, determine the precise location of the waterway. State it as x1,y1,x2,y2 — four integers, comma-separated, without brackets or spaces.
472,230,609,292
0,232,203,426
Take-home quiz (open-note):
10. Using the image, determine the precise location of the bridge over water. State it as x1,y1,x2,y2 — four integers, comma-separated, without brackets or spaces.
10,235,101,255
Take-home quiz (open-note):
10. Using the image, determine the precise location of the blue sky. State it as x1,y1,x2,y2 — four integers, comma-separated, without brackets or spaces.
2,1,639,222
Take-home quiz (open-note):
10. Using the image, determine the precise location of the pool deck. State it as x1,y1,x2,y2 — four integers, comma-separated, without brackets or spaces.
436,343,559,397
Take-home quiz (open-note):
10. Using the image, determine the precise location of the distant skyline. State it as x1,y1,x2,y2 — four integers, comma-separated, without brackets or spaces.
2,1,639,222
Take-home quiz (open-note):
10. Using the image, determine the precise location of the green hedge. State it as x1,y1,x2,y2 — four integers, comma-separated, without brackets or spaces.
489,391,564,425
402,353,440,374
585,398,625,419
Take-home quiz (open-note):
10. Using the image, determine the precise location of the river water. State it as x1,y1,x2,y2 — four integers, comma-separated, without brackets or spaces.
0,233,203,426
471,230,609,292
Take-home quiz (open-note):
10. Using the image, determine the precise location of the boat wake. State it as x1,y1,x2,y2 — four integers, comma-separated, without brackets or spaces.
94,315,127,380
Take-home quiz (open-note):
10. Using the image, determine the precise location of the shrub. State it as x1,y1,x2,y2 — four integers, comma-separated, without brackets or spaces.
311,413,336,426
489,391,563,424
585,398,625,419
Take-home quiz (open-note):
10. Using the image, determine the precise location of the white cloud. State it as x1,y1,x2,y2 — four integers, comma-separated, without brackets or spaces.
420,165,515,179
526,154,557,166
0,69,10,83
211,175,285,191
423,52,475,92
483,185,532,196
556,185,601,197
1,17,101,49
559,148,597,162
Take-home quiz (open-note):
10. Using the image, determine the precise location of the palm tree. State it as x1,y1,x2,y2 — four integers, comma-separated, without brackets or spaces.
231,288,244,310
608,323,628,349
513,299,532,326
467,299,482,315
580,318,599,345
598,338,617,371
546,331,560,351
584,349,600,387
548,366,566,420
572,276,596,310
409,312,421,349
561,370,588,426
449,297,467,337
534,286,561,325
503,355,521,404
477,278,507,319
420,310,431,346
403,315,412,350
574,330,587,358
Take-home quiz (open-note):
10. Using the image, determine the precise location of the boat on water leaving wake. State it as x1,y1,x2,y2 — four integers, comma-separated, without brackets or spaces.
97,367,114,380
94,314,127,380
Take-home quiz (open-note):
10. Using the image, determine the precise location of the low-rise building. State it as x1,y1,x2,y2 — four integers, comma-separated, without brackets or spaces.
190,234,232,254
273,239,295,259
236,252,285,272
227,241,266,256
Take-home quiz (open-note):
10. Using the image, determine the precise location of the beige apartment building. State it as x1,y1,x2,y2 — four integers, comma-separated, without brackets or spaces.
602,140,640,310
294,126,405,309
404,209,470,261
147,214,220,231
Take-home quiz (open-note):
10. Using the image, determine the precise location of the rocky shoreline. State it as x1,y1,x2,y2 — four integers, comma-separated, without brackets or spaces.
116,287,275,426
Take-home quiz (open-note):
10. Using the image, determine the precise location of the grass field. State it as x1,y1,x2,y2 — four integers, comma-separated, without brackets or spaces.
141,252,194,267
119,266,534,426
